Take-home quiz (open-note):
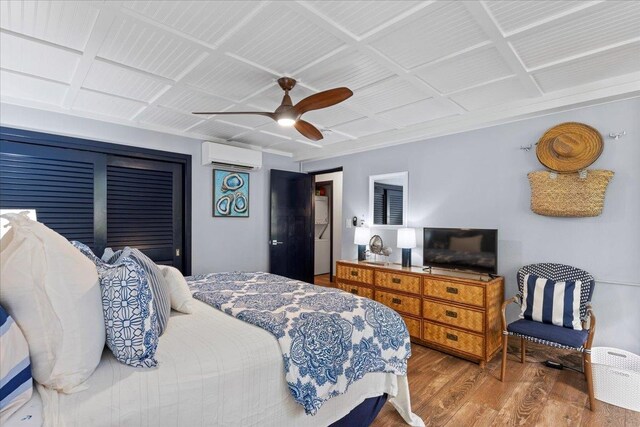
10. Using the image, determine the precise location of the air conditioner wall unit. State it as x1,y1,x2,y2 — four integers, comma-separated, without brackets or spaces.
201,142,263,171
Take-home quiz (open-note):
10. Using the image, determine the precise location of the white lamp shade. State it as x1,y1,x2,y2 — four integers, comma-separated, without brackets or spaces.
397,228,416,249
0,209,37,238
354,227,370,245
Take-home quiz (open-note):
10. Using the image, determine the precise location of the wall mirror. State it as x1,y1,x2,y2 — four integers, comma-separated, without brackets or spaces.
368,172,408,227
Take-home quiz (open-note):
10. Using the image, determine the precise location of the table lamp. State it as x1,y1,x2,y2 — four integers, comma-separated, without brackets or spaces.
397,227,416,267
354,226,370,261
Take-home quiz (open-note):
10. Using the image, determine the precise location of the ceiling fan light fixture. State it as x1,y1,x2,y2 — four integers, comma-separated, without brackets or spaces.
277,117,296,127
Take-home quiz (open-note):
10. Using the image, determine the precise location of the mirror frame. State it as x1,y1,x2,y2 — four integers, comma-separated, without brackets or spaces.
368,171,408,228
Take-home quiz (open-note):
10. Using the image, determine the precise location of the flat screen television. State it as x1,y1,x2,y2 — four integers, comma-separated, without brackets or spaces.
423,228,498,275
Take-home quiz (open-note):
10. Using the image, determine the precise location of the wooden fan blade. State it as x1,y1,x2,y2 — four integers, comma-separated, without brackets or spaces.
192,111,275,119
294,120,323,141
294,87,353,116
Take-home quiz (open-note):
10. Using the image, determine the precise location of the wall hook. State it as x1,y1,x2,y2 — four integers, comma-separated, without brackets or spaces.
609,131,626,140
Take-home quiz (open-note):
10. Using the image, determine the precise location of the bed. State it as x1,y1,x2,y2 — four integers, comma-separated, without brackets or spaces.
7,281,423,427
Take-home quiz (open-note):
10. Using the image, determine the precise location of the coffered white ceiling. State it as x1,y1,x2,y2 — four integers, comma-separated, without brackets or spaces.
1,1,639,161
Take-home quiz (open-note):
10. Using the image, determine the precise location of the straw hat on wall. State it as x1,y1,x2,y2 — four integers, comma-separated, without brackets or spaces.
536,122,603,173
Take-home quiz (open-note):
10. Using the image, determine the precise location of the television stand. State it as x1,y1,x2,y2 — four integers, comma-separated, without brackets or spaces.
336,260,504,367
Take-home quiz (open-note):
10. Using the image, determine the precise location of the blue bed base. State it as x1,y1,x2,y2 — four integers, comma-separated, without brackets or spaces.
330,393,388,427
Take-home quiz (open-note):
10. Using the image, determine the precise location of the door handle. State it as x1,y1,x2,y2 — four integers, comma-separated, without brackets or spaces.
270,240,284,246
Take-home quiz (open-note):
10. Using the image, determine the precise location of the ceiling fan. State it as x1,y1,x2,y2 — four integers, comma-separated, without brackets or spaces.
193,77,353,141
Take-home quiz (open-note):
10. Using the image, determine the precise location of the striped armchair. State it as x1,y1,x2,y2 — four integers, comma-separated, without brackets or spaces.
500,263,596,411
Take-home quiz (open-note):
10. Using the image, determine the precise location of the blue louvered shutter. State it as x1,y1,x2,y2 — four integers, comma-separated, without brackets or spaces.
106,156,183,270
0,140,104,250
387,188,403,225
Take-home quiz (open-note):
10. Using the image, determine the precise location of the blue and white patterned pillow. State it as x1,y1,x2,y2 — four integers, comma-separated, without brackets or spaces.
71,242,159,367
0,304,32,423
520,273,583,330
109,248,171,336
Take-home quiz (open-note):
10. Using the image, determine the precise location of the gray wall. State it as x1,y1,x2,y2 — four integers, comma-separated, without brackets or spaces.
0,103,299,275
303,98,640,353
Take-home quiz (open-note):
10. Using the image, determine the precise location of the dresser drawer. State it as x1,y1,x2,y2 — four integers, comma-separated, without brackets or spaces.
423,300,484,334
375,271,421,295
375,290,421,317
402,316,421,339
337,265,373,285
423,279,484,308
423,321,484,358
337,283,373,299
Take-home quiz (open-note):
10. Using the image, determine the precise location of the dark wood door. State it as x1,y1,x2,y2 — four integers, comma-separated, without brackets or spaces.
269,169,314,283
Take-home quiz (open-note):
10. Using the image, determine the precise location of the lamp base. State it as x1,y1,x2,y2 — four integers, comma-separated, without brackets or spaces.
402,248,411,267
357,245,366,261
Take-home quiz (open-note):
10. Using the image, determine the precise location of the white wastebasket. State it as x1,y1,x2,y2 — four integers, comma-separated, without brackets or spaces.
591,347,640,412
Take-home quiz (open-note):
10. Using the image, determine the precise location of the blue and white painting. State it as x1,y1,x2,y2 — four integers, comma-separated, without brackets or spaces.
213,170,249,217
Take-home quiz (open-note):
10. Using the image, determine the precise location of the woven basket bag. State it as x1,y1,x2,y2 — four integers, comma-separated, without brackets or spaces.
528,170,614,217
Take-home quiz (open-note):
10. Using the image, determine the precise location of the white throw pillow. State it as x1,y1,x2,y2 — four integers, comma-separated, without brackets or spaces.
0,213,105,392
158,265,195,314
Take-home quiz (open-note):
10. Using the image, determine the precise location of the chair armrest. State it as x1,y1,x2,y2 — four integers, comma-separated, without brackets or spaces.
585,305,596,349
501,296,520,332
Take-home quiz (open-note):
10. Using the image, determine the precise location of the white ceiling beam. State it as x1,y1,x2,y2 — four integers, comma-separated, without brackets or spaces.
464,2,543,98
528,37,640,72
285,1,462,129
62,7,117,108
290,1,464,115
294,74,640,162
502,1,604,38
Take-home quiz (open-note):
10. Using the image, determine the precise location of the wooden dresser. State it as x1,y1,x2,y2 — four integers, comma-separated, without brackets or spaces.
336,260,504,367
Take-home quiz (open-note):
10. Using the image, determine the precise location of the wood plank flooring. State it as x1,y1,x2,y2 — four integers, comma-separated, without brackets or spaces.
372,339,640,426
314,273,333,287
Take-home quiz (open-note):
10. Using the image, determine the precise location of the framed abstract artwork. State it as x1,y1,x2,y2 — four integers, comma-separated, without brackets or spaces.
213,169,249,217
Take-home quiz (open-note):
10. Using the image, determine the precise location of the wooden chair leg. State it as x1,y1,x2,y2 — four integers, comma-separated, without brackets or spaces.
500,334,508,381
584,351,596,411
521,338,526,363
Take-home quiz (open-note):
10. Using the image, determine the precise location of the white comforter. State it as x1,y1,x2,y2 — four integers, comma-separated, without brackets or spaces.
32,300,423,427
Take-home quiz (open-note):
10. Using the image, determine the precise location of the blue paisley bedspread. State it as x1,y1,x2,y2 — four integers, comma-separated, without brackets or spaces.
186,272,412,415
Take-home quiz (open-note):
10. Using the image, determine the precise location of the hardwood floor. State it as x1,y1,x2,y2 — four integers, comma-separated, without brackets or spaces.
314,273,333,287
372,338,640,426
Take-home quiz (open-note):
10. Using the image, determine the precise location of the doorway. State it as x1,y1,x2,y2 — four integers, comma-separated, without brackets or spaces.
314,180,332,283
311,169,343,286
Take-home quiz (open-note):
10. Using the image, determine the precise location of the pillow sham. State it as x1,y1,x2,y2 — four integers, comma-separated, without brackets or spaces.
72,242,159,367
112,248,171,335
0,304,32,424
0,213,104,393
99,257,160,367
520,273,583,330
157,265,196,314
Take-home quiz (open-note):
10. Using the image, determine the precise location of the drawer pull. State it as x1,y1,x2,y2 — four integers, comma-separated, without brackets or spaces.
350,288,358,295
392,297,402,305
446,333,458,341
446,287,459,294
445,310,458,318
350,271,358,277
392,278,401,284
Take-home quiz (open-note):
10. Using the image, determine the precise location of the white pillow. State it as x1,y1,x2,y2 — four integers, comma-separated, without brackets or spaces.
0,213,105,392
158,265,195,314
